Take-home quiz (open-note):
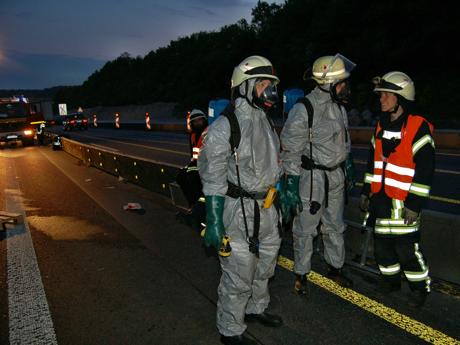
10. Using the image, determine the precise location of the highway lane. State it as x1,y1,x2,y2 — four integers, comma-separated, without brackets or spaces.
49,127,460,214
1,145,459,344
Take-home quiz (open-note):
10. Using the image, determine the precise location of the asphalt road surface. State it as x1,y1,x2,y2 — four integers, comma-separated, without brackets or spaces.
1,145,459,344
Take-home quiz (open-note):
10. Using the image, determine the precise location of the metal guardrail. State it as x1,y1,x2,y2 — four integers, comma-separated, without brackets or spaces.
47,132,460,286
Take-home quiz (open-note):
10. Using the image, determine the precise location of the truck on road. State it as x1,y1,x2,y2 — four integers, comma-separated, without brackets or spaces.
0,96,45,147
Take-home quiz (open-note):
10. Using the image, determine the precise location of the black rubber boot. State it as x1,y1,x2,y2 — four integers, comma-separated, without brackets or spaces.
245,312,283,327
377,278,401,294
408,290,428,308
220,333,257,345
294,274,309,296
327,266,353,288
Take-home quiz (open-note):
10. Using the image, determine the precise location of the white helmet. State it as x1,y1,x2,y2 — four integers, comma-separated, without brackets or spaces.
231,55,279,88
311,54,356,85
373,71,415,101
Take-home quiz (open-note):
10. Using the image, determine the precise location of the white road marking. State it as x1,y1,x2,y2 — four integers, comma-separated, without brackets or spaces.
73,132,189,155
5,162,58,345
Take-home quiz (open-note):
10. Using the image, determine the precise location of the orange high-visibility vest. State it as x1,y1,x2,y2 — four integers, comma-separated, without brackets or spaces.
371,115,433,200
191,132,204,161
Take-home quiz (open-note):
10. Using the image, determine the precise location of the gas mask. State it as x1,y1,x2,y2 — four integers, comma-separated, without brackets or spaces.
331,79,351,105
252,79,279,111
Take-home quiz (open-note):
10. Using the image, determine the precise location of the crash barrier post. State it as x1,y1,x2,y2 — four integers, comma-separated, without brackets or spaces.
145,112,151,130
115,113,120,129
93,114,98,128
52,133,460,285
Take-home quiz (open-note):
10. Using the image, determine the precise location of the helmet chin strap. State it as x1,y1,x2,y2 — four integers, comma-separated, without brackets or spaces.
390,103,400,114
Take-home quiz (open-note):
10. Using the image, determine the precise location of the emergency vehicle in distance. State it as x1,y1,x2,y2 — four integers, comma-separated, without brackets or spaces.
0,96,45,147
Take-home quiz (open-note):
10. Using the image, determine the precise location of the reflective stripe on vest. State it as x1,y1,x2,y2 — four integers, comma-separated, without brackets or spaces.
191,131,205,161
192,147,200,160
370,115,433,200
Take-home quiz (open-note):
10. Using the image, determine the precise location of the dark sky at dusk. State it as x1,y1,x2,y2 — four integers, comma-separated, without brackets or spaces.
0,0,282,89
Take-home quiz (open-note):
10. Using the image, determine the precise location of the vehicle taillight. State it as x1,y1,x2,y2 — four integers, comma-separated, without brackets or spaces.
24,129,33,136
70,120,75,124
83,119,88,123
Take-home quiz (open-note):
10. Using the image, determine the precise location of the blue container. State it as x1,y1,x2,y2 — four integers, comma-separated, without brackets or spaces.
283,88,304,114
208,99,230,125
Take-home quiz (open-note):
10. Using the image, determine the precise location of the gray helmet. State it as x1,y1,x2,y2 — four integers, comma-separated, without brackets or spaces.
373,71,415,101
190,109,207,122
231,55,279,88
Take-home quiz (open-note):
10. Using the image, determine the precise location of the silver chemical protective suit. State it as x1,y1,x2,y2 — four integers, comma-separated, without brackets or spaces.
198,97,282,337
280,86,350,275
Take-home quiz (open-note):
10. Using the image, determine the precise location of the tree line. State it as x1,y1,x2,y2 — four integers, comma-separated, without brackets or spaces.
54,0,458,127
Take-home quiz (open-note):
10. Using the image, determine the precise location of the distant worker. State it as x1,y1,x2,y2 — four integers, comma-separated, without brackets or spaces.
198,56,283,345
36,122,45,145
280,54,356,296
360,71,434,307
189,109,208,162
176,109,208,232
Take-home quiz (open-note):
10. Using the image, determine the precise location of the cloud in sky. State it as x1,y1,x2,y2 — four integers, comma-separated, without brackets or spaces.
1,0,284,89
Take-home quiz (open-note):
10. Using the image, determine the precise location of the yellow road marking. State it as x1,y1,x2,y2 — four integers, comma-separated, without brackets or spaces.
354,182,460,205
276,255,459,345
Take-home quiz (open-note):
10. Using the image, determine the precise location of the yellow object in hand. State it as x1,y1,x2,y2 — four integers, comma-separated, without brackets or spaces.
263,186,277,209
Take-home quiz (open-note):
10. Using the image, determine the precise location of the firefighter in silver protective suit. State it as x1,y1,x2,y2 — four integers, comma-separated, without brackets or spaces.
280,54,356,296
198,56,283,345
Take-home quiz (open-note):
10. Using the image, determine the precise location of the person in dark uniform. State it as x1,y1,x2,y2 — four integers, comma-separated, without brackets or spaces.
176,109,208,232
360,71,435,308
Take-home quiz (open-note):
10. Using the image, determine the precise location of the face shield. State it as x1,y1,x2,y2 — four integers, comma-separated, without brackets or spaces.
321,53,356,80
326,54,356,105
252,78,279,111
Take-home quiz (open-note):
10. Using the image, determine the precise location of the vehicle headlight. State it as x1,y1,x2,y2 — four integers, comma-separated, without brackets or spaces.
24,130,33,136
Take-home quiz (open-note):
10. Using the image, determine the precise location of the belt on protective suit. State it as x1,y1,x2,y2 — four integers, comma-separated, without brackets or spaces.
301,155,341,171
226,181,267,200
300,155,341,208
227,181,267,255
226,181,283,251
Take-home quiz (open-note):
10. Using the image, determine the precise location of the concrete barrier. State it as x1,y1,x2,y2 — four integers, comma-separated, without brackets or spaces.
56,134,460,285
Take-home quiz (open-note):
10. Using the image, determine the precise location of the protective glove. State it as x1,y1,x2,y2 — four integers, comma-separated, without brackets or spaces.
344,152,356,192
279,175,303,223
359,194,370,212
204,195,225,249
403,207,418,225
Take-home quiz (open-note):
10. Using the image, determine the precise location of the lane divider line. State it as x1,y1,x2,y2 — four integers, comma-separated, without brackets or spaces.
73,133,189,156
276,255,459,345
5,163,58,345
